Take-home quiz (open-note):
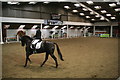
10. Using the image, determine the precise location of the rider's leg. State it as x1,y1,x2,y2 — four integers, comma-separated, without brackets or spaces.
32,44,37,53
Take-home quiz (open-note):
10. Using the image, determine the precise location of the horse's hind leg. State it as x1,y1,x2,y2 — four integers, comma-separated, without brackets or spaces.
28,58,32,64
40,53,49,67
50,53,58,68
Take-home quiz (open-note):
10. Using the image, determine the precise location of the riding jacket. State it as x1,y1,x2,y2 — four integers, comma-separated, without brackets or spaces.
34,29,42,41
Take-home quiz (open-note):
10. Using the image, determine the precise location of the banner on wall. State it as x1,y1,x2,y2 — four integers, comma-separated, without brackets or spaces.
44,20,63,25
51,14,61,20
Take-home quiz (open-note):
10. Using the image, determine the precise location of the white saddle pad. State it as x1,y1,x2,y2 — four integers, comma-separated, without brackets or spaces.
32,39,39,44
35,41,42,49
31,40,42,49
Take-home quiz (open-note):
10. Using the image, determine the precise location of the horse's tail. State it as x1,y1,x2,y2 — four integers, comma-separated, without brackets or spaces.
54,43,64,61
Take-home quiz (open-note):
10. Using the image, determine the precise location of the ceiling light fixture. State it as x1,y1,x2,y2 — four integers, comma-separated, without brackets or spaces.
100,17,105,20
95,14,100,18
4,25,10,29
106,14,112,16
70,26,74,29
44,26,49,29
7,2,19,5
53,26,59,29
82,8,88,11
19,25,25,29
86,1,94,4
109,3,116,7
90,11,95,14
91,19,95,21
61,26,67,29
32,25,38,29
43,1,49,4
72,10,78,12
74,3,80,7
64,6,70,9
29,2,36,4
115,8,120,12
101,10,107,13
86,16,90,18
94,6,101,9
80,13,85,16
86,27,90,29
111,17,116,19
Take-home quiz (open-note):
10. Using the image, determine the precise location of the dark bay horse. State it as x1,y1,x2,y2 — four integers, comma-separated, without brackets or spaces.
20,35,64,68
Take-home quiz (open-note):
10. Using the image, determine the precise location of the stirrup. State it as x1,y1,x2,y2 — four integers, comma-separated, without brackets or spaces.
33,50,37,54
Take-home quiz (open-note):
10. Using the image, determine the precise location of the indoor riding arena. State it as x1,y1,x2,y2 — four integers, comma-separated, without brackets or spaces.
0,0,120,80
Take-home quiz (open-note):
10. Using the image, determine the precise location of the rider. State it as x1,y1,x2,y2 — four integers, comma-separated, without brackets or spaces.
34,26,42,41
32,26,42,53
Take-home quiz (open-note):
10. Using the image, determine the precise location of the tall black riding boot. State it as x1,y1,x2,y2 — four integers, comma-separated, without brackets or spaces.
33,45,37,53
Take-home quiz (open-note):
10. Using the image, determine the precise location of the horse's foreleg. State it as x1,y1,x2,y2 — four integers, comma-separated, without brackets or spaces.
40,53,49,67
24,58,28,67
50,53,58,68
24,54,29,67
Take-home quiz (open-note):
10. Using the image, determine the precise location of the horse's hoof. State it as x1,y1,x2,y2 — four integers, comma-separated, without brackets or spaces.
56,66,58,68
61,59,64,61
24,65,26,67
40,65,43,67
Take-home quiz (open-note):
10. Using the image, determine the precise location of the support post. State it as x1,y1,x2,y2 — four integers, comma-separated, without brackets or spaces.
40,23,43,39
110,25,113,37
93,25,95,36
17,35,19,42
0,2,2,80
0,18,3,44
40,23,42,30
83,26,86,37
67,25,69,38
0,1,3,44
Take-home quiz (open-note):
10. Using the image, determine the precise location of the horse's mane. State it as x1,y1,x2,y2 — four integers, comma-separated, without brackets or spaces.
23,35,33,41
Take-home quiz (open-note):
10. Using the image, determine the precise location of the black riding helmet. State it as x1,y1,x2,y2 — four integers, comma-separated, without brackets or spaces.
36,26,40,29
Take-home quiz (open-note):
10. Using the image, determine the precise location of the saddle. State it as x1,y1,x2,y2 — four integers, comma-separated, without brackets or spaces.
30,39,42,50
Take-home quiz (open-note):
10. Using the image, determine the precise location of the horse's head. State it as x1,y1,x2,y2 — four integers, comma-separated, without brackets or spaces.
17,30,26,37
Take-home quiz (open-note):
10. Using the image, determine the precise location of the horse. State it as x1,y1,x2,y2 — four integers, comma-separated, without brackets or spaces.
20,35,64,68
